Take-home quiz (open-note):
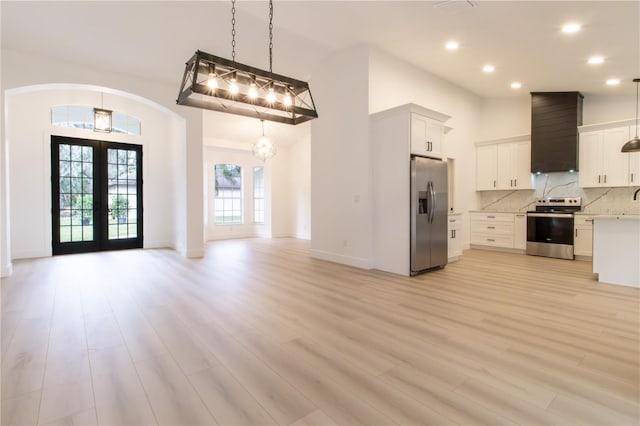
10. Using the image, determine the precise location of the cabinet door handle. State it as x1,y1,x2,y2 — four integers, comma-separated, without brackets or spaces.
493,180,496,188
575,229,578,237
516,214,524,217
487,215,496,219
604,175,607,184
487,226,495,229
598,175,601,184
487,238,495,242
510,179,513,187
632,173,634,183
514,179,517,187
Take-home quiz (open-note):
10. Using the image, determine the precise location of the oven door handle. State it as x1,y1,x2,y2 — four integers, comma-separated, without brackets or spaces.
527,213,574,218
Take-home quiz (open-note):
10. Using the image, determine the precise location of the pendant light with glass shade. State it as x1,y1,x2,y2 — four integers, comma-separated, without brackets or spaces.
253,120,276,161
621,78,640,152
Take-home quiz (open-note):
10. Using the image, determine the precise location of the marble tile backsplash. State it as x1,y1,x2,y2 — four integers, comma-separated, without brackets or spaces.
479,172,640,214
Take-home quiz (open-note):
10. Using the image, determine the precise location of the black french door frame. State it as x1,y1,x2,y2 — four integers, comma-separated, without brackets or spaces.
51,135,143,255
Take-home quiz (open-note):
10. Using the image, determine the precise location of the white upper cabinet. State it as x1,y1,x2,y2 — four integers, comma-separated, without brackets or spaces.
411,113,445,159
476,136,533,191
579,131,602,187
628,126,640,185
579,125,630,187
477,145,497,190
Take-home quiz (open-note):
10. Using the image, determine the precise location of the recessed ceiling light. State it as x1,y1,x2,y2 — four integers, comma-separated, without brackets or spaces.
588,56,604,65
606,78,620,86
561,23,581,33
445,40,459,50
482,64,495,73
511,82,522,89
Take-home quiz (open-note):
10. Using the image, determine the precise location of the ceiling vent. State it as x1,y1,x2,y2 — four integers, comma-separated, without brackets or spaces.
433,1,478,10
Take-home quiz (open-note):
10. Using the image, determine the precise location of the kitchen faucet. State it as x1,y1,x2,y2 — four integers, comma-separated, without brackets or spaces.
634,188,640,200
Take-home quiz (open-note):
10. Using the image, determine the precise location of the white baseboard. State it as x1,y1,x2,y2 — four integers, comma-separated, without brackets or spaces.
271,232,293,238
144,241,173,249
186,247,204,258
310,249,372,270
470,244,525,255
1,262,13,277
295,232,311,240
12,249,50,259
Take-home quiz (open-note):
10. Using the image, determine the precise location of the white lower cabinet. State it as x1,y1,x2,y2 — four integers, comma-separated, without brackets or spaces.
470,212,527,251
574,215,595,258
470,213,515,248
514,213,527,250
448,215,463,261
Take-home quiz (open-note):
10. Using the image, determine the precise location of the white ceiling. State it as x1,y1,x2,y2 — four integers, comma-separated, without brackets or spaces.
1,1,639,145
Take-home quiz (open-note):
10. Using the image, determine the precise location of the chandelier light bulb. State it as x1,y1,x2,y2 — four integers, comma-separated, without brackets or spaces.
283,92,293,107
229,71,239,95
229,80,239,95
266,87,277,104
258,136,271,153
248,83,258,99
207,73,218,89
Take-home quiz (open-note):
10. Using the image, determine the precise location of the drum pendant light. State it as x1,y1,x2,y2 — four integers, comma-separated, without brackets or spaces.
621,78,640,152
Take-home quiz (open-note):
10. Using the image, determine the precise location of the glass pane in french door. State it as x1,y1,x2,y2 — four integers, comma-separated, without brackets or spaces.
58,143,94,242
107,148,138,240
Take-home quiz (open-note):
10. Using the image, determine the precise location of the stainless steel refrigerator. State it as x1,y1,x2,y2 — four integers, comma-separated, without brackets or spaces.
411,156,448,275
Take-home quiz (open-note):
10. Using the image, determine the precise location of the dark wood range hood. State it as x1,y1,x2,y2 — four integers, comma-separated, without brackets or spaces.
530,91,584,173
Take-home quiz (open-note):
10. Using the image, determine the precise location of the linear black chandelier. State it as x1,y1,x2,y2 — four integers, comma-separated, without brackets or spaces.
176,0,318,125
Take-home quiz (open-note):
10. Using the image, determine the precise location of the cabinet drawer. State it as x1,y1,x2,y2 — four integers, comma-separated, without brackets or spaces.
470,213,514,223
471,222,514,236
471,233,514,248
575,215,595,228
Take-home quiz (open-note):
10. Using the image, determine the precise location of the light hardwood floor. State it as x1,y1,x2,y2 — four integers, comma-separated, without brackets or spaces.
1,238,639,425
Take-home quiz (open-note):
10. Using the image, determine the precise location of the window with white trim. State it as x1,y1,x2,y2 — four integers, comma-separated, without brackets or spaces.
214,164,242,224
253,166,264,223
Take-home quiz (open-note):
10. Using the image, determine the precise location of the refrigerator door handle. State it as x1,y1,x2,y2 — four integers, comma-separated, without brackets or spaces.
431,181,437,224
427,181,432,224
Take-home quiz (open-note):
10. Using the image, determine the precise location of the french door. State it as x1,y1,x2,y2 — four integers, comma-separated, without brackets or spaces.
51,136,143,255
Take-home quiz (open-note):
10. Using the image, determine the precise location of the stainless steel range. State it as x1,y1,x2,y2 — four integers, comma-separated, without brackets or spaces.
526,197,582,260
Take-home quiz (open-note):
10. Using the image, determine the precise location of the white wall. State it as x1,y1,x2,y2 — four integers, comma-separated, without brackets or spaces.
583,94,637,125
204,145,272,240
289,134,311,240
6,87,179,258
478,93,636,142
1,48,204,272
478,96,531,141
310,46,372,268
310,46,483,270
368,48,482,250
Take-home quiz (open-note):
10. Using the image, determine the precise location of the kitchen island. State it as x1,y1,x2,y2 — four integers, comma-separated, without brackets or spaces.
592,215,640,288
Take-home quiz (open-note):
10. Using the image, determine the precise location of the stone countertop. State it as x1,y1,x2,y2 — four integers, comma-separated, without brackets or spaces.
593,215,640,221
576,211,640,216
469,210,529,214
